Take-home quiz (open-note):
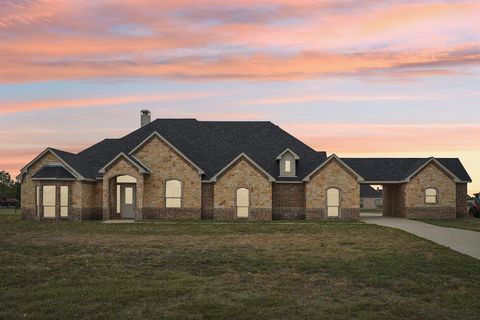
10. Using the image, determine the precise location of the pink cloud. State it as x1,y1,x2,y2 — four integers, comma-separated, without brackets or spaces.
0,1,479,83
282,123,480,153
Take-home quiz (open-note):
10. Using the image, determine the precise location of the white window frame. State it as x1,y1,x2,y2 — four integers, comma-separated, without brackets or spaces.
42,185,56,218
326,188,340,217
60,186,69,217
236,188,250,218
425,188,437,204
284,160,291,173
165,180,182,208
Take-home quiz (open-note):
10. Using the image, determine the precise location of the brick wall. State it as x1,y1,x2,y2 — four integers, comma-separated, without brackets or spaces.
201,182,214,219
361,197,381,210
382,184,406,217
213,157,272,220
455,183,468,218
272,183,305,219
305,159,360,220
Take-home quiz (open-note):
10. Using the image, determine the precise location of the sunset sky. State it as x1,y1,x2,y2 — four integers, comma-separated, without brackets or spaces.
0,0,479,193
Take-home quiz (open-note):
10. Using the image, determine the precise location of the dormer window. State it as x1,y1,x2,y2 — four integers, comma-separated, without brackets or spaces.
285,160,291,173
276,148,299,177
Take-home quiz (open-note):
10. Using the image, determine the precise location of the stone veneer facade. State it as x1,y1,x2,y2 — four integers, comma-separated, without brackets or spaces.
305,159,360,220
383,162,460,219
21,150,468,222
20,151,103,221
133,136,201,220
213,157,272,220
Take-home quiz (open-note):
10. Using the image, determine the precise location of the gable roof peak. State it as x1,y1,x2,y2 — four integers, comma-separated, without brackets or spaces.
210,152,275,182
303,153,364,182
276,148,300,160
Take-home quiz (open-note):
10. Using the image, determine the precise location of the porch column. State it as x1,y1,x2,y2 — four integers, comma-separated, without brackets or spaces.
38,182,44,220
135,176,144,221
102,178,110,220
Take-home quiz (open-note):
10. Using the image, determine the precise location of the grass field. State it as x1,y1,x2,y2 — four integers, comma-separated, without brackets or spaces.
418,218,480,232
1,211,479,319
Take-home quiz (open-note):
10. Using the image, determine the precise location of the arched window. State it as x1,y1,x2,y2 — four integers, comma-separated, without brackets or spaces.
425,188,437,204
236,188,249,218
326,188,340,217
166,180,182,208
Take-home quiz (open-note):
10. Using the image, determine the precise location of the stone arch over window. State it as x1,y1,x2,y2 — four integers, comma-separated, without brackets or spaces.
425,188,437,204
165,179,182,208
236,187,250,218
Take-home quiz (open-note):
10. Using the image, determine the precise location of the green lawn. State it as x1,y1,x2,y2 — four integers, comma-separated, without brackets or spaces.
1,213,479,319
418,218,480,232
0,208,19,215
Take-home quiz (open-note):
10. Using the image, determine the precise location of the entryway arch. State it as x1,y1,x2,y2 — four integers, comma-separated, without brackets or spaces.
115,175,137,219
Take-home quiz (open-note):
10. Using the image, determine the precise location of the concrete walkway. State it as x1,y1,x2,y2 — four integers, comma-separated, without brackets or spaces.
361,216,480,260
102,219,135,224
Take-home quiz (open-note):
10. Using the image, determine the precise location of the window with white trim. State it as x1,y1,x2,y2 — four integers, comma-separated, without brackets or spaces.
236,188,249,218
60,186,69,217
279,152,296,177
285,160,291,173
327,188,340,217
165,180,182,208
42,185,56,218
425,188,437,204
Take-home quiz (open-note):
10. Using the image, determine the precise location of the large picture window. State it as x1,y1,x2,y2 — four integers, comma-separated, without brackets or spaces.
425,188,437,204
42,185,56,218
165,180,182,208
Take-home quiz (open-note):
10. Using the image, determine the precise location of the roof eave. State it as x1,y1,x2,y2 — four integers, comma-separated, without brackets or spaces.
98,152,151,174
210,153,275,182
275,148,300,160
18,148,83,180
403,158,462,183
303,154,364,182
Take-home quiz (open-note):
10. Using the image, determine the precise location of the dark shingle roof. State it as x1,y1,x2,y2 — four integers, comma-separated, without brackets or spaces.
56,119,327,180
29,119,470,183
360,185,382,198
32,165,76,180
342,158,471,182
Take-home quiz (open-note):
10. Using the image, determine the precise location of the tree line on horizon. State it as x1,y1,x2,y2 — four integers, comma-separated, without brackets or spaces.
0,171,21,203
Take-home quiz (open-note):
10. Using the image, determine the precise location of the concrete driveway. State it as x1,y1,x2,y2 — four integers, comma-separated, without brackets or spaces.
361,216,480,260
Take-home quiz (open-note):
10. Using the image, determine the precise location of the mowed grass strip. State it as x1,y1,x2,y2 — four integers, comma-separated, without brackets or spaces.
418,218,480,232
1,212,479,320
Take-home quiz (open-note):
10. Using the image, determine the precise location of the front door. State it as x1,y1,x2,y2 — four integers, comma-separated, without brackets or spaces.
120,184,136,219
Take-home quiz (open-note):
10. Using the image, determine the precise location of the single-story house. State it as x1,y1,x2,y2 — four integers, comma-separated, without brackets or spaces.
18,110,472,221
360,185,382,209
